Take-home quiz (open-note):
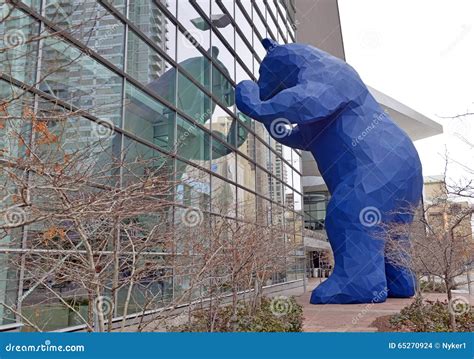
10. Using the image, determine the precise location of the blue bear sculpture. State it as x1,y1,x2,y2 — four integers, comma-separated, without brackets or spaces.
236,39,423,304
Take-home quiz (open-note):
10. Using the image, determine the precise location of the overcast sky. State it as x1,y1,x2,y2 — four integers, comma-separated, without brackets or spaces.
338,0,474,184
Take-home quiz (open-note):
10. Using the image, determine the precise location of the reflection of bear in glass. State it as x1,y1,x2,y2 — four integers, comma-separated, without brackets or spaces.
127,46,250,175
236,39,423,304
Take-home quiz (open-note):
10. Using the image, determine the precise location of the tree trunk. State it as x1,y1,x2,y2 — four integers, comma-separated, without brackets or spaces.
415,274,422,297
446,282,457,331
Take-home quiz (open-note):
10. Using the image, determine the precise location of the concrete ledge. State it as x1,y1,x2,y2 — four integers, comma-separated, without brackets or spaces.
52,279,305,332
0,322,24,332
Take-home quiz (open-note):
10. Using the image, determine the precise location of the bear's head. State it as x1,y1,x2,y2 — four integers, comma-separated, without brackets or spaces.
257,38,303,101
257,38,364,104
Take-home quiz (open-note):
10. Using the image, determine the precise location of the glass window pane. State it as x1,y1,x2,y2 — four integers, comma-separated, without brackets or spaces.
194,0,210,17
236,61,251,86
124,83,175,151
177,1,210,51
210,102,234,145
39,35,122,126
211,33,235,82
256,166,270,199
43,1,125,68
265,3,278,41
21,0,41,10
273,177,284,205
0,80,33,161
212,64,234,108
256,196,271,225
113,0,125,13
176,159,210,212
211,138,235,182
128,0,171,58
282,146,293,187
236,33,253,75
36,104,121,185
237,188,255,221
177,30,211,91
0,8,39,84
176,116,210,168
167,0,177,18
211,175,236,216
238,124,254,159
0,83,31,324
123,136,172,184
127,30,176,104
211,0,235,48
236,154,255,192
177,72,211,123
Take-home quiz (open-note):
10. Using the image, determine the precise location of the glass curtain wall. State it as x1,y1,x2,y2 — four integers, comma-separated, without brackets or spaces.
0,0,302,330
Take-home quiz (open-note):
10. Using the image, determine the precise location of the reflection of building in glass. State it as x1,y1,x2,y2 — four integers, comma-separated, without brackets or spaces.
0,0,302,331
127,0,169,81
273,143,286,205
304,192,329,231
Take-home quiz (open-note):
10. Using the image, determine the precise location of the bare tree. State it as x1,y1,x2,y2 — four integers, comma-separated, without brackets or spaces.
136,197,299,332
382,192,474,330
0,95,186,331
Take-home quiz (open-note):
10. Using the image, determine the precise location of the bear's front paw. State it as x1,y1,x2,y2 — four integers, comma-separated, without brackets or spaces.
236,80,263,120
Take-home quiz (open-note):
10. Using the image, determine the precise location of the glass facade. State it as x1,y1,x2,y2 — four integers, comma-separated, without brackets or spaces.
0,0,303,330
304,192,330,231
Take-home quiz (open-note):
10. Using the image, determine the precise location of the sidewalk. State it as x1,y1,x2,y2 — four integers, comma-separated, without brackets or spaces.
294,278,471,332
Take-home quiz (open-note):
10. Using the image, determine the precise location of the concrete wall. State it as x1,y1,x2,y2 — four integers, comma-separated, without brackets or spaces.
295,0,345,60
53,279,306,332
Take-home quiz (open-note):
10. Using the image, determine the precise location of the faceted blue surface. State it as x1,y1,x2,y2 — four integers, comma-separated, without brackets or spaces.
236,39,423,304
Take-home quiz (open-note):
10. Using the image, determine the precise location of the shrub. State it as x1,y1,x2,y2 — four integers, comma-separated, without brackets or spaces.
419,280,446,293
169,296,303,332
388,297,473,332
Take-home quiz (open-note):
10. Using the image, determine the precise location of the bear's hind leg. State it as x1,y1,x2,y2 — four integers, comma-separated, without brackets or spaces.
385,260,416,298
384,210,416,298
310,189,388,304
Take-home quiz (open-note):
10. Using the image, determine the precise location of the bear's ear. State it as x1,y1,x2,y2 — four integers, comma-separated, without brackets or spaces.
262,38,279,52
207,46,219,58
